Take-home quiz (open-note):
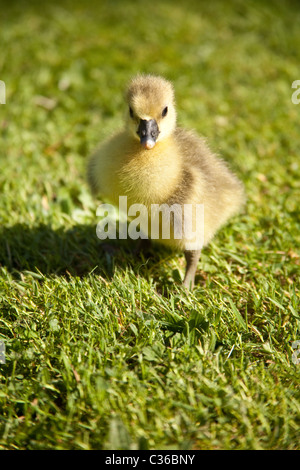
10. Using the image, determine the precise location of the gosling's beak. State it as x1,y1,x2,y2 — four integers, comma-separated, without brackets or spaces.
137,119,159,150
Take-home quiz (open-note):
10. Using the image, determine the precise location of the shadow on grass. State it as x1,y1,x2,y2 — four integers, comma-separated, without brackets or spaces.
0,223,169,281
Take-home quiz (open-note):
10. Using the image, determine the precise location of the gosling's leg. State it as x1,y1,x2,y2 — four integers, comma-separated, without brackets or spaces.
183,249,201,289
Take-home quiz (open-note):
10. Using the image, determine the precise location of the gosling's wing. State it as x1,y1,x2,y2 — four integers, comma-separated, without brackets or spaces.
175,127,244,200
174,127,245,241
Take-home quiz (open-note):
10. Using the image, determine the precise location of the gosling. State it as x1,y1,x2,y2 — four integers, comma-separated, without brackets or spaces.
88,74,245,289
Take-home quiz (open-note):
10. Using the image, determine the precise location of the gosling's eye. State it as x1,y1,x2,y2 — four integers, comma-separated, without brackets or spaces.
129,107,134,118
162,106,168,118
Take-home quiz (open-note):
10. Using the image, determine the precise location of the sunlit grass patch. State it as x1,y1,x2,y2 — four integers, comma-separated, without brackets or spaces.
0,0,299,450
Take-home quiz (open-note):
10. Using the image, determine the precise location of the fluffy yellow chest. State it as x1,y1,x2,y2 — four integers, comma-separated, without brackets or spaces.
116,136,182,206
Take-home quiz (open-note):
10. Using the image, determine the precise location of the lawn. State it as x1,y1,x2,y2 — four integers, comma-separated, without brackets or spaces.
0,0,299,450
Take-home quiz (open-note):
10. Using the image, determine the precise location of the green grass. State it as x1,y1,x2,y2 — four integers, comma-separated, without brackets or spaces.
0,0,300,450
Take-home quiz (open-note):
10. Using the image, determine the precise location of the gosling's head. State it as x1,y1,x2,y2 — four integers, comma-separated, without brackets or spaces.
125,74,177,150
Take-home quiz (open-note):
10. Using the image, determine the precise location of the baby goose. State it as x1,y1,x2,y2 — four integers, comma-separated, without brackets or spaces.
88,74,245,289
